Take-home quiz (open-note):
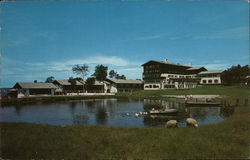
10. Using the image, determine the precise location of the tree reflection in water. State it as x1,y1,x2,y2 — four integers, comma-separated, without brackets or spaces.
220,104,235,118
96,106,107,125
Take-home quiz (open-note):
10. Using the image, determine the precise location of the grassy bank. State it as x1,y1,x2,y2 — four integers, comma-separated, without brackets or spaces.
117,85,249,98
1,105,249,159
1,86,248,106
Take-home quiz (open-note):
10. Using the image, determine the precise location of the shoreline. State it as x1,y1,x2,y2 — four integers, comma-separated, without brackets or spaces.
1,94,225,106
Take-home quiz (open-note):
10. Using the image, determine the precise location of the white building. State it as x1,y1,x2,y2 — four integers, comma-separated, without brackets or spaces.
198,70,224,85
142,59,207,90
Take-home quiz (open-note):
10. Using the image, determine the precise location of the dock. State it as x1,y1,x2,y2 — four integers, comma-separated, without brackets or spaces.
185,101,221,106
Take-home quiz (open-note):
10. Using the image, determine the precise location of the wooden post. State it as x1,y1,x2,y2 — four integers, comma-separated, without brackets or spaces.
245,99,248,105
236,99,239,106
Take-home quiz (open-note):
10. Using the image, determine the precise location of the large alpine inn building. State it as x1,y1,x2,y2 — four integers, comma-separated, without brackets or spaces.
142,58,224,90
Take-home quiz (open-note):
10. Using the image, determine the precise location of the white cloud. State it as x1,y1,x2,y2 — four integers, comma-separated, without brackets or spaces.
135,34,165,40
135,26,248,42
203,63,230,70
194,26,248,40
47,56,141,72
2,56,144,87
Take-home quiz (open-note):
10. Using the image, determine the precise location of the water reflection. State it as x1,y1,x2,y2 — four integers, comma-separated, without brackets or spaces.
0,98,237,127
73,114,88,125
220,105,235,118
96,106,107,125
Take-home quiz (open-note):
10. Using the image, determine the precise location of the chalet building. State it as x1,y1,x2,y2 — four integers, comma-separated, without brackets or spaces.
13,82,58,97
105,79,143,93
198,70,224,85
142,58,207,90
53,80,84,94
85,79,110,93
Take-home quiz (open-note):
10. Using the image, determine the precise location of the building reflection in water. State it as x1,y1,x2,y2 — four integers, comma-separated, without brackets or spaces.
96,99,107,125
143,98,236,127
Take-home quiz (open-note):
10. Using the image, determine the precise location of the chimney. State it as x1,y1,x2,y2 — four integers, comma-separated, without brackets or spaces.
188,62,192,67
164,58,168,63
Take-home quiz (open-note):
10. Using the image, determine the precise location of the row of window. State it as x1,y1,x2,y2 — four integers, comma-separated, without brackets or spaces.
145,85,160,88
143,74,161,78
166,74,195,78
145,65,160,69
202,79,219,84
144,70,160,73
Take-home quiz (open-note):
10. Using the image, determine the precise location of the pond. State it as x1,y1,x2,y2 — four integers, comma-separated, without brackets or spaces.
0,98,235,127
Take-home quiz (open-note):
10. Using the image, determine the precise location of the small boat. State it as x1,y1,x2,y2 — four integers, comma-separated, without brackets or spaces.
149,108,178,115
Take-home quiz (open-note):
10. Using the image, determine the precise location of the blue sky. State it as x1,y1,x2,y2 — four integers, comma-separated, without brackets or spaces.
1,0,249,87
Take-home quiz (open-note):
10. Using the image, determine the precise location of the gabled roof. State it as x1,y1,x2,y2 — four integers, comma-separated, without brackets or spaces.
198,70,224,74
13,82,58,89
54,80,84,85
141,60,191,68
107,78,143,84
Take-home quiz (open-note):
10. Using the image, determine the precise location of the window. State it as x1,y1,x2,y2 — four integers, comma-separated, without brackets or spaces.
214,79,218,83
202,80,206,84
208,80,212,83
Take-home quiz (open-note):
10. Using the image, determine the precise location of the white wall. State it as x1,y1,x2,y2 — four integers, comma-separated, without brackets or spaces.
110,84,118,93
200,77,221,84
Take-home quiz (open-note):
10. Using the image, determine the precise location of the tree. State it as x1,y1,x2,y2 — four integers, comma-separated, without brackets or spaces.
68,77,76,85
45,76,55,83
86,77,95,86
74,77,83,81
108,69,126,80
72,64,89,80
221,64,250,85
116,74,126,80
85,77,97,92
68,77,76,92
92,65,108,81
109,70,118,78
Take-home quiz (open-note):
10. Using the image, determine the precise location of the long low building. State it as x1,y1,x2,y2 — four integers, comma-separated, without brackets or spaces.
105,79,143,93
53,80,84,94
13,82,58,97
198,70,224,85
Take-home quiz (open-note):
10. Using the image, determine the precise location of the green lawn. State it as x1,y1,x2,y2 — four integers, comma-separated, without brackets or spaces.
1,105,249,159
117,85,249,98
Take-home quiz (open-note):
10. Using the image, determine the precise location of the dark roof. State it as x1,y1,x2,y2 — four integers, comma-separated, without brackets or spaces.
141,60,191,68
107,78,143,84
54,80,84,85
14,82,58,89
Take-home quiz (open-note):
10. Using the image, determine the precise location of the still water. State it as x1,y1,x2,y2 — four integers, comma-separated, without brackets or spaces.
0,98,235,127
